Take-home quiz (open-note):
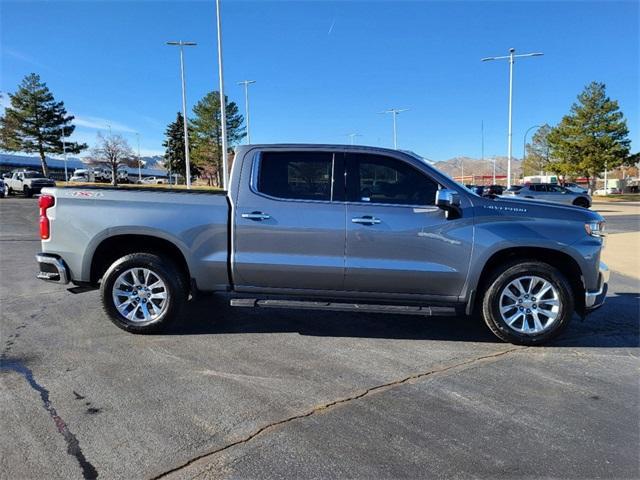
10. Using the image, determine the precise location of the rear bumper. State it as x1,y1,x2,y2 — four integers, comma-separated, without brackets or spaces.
36,253,70,284
585,261,609,312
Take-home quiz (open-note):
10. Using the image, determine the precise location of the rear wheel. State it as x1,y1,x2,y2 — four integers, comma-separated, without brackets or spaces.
100,253,186,333
573,197,589,208
481,261,574,345
23,185,32,198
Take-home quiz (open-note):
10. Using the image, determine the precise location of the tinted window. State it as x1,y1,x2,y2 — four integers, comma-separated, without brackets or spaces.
348,154,438,206
548,185,565,192
258,151,334,201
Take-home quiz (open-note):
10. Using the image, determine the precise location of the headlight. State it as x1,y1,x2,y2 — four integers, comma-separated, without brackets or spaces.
585,220,606,237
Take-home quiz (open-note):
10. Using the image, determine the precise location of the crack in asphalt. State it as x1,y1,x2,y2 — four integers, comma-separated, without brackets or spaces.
151,346,523,480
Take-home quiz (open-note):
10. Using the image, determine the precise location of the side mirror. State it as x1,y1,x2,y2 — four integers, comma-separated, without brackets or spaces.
436,189,462,219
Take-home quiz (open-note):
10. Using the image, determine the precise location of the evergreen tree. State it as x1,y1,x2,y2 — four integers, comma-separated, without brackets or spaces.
0,73,87,176
190,92,245,187
162,112,196,182
547,82,631,190
522,124,552,177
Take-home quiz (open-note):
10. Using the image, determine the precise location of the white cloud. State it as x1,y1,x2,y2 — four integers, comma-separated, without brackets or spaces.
73,115,137,133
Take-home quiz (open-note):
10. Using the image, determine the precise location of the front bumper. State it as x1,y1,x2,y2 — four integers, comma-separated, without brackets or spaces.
585,261,609,311
36,253,70,284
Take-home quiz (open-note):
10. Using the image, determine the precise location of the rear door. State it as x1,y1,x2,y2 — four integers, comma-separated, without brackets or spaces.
344,152,472,298
233,149,347,292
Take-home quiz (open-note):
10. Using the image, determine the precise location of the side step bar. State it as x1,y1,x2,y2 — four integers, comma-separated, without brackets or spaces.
230,298,456,316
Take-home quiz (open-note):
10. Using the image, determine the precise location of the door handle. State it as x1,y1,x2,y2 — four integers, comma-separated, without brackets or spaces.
352,216,381,225
241,211,271,221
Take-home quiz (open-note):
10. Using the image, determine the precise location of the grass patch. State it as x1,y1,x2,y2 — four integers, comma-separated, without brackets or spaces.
592,194,640,202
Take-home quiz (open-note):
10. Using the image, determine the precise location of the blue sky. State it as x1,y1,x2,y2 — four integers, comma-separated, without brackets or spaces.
1,0,638,160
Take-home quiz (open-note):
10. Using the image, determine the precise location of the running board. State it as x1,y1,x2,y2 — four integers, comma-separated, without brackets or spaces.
229,298,456,316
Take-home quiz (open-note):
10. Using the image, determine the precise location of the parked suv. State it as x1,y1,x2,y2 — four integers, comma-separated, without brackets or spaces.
504,183,591,208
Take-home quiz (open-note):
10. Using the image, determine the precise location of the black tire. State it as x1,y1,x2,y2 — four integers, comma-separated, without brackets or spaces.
573,197,590,208
7,187,14,196
23,186,32,198
481,260,574,345
100,253,187,333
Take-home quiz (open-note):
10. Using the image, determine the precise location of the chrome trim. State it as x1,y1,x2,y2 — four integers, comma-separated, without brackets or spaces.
585,261,609,308
36,253,69,284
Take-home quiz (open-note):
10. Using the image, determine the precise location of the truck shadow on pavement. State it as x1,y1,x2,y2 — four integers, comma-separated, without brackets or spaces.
165,291,639,348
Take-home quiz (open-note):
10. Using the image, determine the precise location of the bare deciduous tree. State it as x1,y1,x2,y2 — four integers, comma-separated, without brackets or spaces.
87,133,136,186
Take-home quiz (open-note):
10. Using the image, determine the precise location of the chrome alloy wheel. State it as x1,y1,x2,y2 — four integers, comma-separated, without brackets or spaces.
499,275,561,334
112,268,168,323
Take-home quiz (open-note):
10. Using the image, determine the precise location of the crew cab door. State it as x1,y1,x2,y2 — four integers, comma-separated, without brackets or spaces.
344,152,472,298
233,149,347,291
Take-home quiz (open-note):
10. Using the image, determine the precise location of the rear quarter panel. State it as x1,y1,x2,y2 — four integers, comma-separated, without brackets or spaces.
41,187,230,289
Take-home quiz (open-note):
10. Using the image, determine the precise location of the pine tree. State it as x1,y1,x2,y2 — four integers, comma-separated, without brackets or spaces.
547,82,631,190
162,112,197,182
0,73,87,176
190,92,245,187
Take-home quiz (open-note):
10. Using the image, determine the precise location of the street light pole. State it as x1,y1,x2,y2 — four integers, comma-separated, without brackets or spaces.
482,48,543,188
136,132,142,183
238,80,256,144
215,0,229,190
523,124,543,176
167,40,197,188
345,133,362,145
60,126,68,182
379,108,409,149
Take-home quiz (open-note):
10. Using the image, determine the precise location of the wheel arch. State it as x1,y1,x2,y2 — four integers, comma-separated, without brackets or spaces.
89,233,191,290
474,246,585,314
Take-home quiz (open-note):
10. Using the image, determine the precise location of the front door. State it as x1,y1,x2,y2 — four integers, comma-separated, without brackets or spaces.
344,152,472,298
233,150,347,292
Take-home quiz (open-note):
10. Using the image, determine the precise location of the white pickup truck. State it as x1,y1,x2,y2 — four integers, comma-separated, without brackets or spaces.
4,170,55,197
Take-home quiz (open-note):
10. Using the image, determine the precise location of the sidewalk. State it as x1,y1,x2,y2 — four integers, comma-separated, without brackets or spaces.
601,232,640,280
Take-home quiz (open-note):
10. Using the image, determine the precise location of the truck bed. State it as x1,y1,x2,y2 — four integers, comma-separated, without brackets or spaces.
40,186,230,290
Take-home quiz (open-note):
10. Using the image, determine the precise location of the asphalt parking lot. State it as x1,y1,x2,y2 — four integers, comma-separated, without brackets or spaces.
1,196,638,480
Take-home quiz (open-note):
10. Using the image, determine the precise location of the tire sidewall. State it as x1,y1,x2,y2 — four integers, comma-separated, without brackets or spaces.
482,262,574,345
100,253,184,333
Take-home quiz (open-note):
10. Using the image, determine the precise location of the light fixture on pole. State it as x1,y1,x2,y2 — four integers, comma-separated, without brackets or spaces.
378,108,409,149
136,132,142,183
344,132,363,145
523,124,543,176
481,48,543,188
60,126,68,182
215,0,229,190
166,40,197,189
238,80,256,144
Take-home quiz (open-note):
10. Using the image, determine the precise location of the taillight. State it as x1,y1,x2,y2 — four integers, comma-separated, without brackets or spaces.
39,194,55,240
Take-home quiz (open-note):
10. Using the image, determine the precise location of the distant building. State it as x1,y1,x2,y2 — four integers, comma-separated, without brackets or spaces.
0,153,169,182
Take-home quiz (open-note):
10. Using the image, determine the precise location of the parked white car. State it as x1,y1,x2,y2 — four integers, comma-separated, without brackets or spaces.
140,176,166,184
593,187,620,195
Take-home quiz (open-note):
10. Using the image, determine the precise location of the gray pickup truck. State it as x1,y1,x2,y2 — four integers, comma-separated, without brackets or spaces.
36,144,609,345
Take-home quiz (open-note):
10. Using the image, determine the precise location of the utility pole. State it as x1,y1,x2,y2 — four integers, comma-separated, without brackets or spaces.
136,132,142,183
238,80,256,144
482,48,544,188
215,0,229,190
166,40,197,188
379,108,409,149
60,126,68,182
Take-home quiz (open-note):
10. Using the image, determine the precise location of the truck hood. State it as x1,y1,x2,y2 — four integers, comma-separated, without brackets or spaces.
477,195,603,223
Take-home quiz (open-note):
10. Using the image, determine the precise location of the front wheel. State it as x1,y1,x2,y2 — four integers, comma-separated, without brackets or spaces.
100,253,187,333
481,261,574,345
23,185,32,198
